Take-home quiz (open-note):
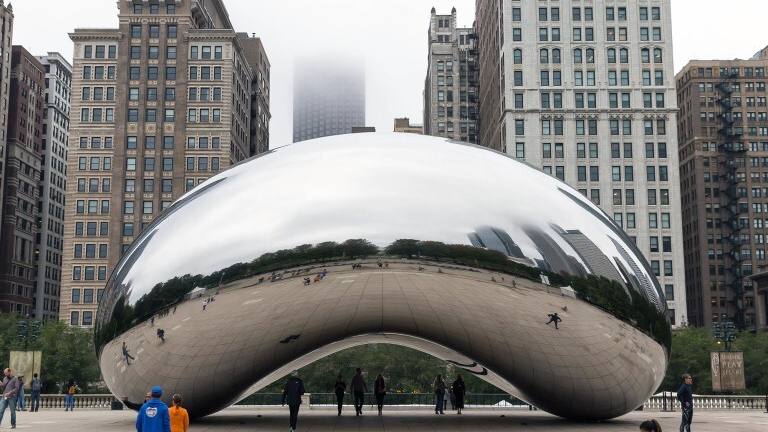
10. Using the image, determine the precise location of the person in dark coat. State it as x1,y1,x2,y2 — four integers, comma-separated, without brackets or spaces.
373,374,386,415
281,370,305,432
452,373,466,414
677,374,693,432
122,391,152,411
333,374,346,416
350,368,367,416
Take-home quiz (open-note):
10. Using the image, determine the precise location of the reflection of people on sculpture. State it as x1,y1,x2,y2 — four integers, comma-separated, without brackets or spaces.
122,342,135,365
546,312,562,329
303,277,311,285
157,328,165,342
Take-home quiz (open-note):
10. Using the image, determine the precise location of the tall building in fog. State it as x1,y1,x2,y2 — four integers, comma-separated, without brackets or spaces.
475,0,686,325
61,0,269,327
676,46,768,329
34,53,72,321
0,47,45,315
423,7,479,143
238,34,271,155
293,57,365,143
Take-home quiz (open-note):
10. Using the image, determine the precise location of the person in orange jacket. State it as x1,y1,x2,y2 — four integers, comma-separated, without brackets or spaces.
169,394,189,432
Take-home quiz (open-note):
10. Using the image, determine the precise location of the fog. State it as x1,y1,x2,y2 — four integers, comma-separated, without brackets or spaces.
10,0,768,148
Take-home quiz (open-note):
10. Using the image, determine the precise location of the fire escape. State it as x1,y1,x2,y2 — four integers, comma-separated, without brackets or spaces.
716,69,746,329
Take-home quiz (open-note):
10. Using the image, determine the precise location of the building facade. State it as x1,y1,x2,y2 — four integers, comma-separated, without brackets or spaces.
393,117,422,134
676,47,768,329
292,56,365,143
0,1,15,247
61,0,268,327
476,0,686,325
238,34,271,155
34,53,72,321
0,46,45,315
423,7,479,143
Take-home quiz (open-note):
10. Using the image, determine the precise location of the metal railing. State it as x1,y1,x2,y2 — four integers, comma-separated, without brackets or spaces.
22,393,768,412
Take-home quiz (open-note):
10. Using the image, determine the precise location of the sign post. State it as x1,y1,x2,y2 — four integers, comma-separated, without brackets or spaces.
710,351,746,392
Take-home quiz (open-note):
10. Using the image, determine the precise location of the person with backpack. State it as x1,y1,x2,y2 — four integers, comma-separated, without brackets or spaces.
29,374,42,412
16,377,25,411
64,379,76,411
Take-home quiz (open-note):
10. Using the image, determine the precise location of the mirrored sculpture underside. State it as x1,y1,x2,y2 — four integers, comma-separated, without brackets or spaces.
96,134,670,420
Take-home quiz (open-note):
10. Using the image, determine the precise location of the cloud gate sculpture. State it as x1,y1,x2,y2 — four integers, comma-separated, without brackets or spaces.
96,133,670,420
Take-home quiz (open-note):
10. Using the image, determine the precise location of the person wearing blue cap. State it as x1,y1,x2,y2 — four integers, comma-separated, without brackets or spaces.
136,385,170,432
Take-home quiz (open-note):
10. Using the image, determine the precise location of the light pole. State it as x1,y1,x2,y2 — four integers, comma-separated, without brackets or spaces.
17,315,41,377
712,321,737,351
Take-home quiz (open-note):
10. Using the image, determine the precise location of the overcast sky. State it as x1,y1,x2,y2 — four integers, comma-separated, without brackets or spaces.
10,0,768,148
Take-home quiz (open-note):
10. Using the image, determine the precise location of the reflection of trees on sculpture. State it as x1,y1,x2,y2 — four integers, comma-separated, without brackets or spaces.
98,238,670,354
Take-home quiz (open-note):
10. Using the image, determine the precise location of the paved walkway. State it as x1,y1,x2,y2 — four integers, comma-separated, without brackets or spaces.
9,407,768,431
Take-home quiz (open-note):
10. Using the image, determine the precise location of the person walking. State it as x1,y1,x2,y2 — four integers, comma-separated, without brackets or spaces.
350,368,367,416
373,374,386,415
677,374,694,432
640,419,663,432
30,373,42,412
169,394,189,432
64,379,76,411
452,373,466,415
16,377,25,411
0,368,20,428
333,374,346,416
136,386,170,432
281,370,305,432
433,373,447,414
545,312,562,329
448,387,456,410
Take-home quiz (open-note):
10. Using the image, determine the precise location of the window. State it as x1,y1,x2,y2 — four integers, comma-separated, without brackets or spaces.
131,25,142,38
165,109,175,121
166,67,177,80
167,46,177,59
515,143,525,158
128,109,138,122
164,136,175,149
148,46,159,59
149,25,160,38
168,25,178,38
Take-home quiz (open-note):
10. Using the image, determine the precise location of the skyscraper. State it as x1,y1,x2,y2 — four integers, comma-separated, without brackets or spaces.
676,47,768,329
60,0,269,327
292,56,365,143
423,7,479,143
0,1,15,249
0,46,45,315
34,53,72,321
475,0,686,325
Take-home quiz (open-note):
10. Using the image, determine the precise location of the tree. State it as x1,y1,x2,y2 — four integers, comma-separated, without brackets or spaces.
0,316,100,393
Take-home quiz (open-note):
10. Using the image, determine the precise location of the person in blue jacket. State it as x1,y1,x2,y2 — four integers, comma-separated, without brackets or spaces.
136,385,170,432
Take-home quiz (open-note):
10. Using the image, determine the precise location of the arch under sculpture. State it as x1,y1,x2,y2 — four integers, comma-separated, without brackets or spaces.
96,134,670,420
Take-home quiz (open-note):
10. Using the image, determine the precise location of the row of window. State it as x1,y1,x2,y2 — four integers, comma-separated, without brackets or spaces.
696,67,766,78
573,166,670,183
542,142,668,159
83,45,117,59
517,6,662,22
71,288,104,304
77,156,111,171
74,221,109,236
536,91,666,110
698,82,768,93
75,199,110,215
130,24,178,39
125,178,174,194
72,265,108,281
73,244,108,259
511,118,667,136
132,3,176,15
126,156,221,172
124,200,172,215
534,46,663,64
512,68,664,88
70,310,93,326
76,178,111,193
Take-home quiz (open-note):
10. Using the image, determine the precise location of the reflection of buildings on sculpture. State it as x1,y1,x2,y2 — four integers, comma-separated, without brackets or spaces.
468,226,524,258
523,225,586,277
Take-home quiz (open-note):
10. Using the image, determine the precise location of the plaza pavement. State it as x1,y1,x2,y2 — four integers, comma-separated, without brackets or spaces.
11,407,768,431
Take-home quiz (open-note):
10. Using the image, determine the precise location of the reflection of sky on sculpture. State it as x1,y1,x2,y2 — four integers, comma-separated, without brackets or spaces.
115,133,657,306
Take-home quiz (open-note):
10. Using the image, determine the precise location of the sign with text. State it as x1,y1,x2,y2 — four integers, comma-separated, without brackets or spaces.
9,351,42,389
710,351,746,392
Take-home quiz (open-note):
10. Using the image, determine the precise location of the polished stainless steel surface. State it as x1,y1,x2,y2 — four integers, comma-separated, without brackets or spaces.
96,133,670,420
